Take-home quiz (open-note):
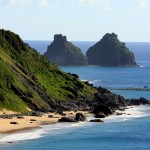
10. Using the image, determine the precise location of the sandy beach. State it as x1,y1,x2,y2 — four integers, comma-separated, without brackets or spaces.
0,106,150,144
0,106,149,133
0,110,89,133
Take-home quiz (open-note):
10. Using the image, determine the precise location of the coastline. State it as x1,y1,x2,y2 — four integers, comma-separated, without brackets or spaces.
0,111,89,134
0,105,150,144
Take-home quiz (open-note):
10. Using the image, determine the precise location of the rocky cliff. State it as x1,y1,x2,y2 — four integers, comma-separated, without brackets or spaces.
86,33,138,66
44,34,88,66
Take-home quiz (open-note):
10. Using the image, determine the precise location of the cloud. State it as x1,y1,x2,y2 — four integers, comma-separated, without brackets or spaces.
78,0,110,11
0,0,48,7
0,0,11,5
139,0,150,8
0,0,27,6
38,0,48,7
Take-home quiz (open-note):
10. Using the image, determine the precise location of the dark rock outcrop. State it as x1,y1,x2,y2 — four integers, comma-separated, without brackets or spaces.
58,117,76,122
44,34,88,66
86,33,138,66
95,112,105,118
10,122,19,124
89,119,104,122
93,104,113,116
75,113,87,121
127,97,150,105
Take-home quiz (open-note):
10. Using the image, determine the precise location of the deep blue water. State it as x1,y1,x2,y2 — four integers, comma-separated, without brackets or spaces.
1,41,150,149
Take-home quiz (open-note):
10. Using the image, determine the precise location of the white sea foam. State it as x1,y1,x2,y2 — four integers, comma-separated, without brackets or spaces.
103,105,150,123
140,65,144,67
81,79,88,82
0,129,46,143
81,79,102,84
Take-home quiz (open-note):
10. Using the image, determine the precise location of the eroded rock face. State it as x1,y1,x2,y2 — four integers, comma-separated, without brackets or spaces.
44,34,88,66
86,33,138,66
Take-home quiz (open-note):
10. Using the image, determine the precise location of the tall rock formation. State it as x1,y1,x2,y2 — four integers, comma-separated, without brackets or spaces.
86,33,138,66
44,34,88,66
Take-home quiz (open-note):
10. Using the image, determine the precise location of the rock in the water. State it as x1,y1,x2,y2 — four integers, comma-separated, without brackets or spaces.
89,119,104,122
116,112,123,115
58,117,76,122
127,97,150,105
75,113,87,121
86,33,138,66
44,34,88,66
95,112,105,118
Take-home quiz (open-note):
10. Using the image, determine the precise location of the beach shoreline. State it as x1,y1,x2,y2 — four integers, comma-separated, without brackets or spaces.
0,111,89,134
0,105,150,144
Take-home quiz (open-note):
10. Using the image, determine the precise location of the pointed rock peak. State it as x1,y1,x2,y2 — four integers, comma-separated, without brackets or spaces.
104,33,117,38
102,33,118,41
54,34,67,44
86,32,138,66
44,34,88,66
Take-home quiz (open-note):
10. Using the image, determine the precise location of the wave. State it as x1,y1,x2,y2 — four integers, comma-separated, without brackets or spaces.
140,65,144,67
102,105,150,123
0,122,87,144
89,80,102,84
0,129,46,143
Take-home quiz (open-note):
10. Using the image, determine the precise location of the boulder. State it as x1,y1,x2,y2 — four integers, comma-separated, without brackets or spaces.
128,97,150,105
30,119,37,121
10,122,19,124
89,119,104,122
48,115,54,118
95,112,105,118
93,104,113,115
75,113,87,121
116,112,123,115
17,116,24,119
58,117,76,122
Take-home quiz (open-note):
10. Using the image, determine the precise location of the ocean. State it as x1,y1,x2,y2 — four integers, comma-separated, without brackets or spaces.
0,41,150,149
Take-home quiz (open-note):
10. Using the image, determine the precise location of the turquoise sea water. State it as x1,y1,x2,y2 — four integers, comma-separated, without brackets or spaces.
0,41,150,149
61,66,150,99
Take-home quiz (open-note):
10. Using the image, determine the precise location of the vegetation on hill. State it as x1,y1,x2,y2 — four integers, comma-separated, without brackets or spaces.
0,30,141,115
0,29,96,112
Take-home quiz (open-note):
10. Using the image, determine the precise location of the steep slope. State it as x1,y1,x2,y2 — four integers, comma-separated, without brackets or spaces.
44,34,88,66
0,29,95,112
86,33,137,66
0,29,135,116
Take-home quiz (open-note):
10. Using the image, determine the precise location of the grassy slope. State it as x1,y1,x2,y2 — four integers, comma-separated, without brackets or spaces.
0,29,96,112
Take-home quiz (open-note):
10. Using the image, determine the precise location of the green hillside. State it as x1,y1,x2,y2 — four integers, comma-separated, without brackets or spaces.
0,29,96,112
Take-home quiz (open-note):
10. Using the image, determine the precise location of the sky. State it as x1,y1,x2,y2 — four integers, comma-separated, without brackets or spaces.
0,0,150,42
